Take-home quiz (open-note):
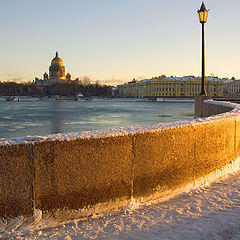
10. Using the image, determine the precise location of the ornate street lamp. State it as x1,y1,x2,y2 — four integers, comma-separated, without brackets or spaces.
198,2,209,95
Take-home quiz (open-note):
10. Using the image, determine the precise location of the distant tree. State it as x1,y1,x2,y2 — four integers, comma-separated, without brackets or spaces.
0,80,113,97
210,73,215,77
82,77,91,85
43,81,112,97
94,80,101,86
0,81,42,96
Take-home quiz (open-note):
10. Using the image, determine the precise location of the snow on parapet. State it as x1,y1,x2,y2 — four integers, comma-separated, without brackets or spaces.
1,100,240,147
204,99,239,109
0,121,194,146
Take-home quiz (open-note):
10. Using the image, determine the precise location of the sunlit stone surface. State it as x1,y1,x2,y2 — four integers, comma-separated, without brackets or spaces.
1,166,240,239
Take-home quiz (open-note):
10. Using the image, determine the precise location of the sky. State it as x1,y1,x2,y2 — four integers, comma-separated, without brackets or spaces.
0,0,240,86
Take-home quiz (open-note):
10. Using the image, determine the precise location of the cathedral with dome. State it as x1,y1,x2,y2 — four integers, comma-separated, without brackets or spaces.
34,52,75,86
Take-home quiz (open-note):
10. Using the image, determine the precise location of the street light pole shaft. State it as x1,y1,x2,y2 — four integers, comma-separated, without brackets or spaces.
200,22,207,95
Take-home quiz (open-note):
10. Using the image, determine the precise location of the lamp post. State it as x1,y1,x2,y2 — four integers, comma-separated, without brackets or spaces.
198,2,209,95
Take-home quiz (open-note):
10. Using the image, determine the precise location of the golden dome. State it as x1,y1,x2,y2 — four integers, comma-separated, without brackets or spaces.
51,51,63,66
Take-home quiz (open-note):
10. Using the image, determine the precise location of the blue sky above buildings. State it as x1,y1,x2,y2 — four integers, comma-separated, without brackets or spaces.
0,0,239,85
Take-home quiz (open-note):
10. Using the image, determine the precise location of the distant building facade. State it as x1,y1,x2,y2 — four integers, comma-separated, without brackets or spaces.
118,76,224,98
223,79,240,98
33,52,75,86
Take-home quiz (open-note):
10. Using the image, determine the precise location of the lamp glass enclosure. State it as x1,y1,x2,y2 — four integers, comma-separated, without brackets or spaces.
198,10,208,23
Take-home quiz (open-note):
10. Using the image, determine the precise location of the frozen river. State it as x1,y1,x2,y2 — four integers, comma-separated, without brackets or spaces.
0,97,194,139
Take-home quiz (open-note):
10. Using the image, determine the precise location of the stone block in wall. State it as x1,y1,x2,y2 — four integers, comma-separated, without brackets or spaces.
202,103,233,118
0,144,33,218
202,103,219,117
235,117,240,158
194,118,235,179
33,135,132,211
217,105,233,115
133,125,195,200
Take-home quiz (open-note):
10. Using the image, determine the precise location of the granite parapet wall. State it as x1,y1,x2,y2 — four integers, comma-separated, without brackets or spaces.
133,124,196,200
194,95,234,117
0,144,34,218
33,135,133,211
0,99,240,218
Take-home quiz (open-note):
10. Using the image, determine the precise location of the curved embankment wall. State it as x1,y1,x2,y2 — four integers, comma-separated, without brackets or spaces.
1,96,240,218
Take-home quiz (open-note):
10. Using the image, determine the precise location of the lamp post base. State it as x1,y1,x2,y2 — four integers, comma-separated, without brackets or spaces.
195,95,211,117
199,91,207,96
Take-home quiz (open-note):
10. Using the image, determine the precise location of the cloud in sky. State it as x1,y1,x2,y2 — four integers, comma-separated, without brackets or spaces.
8,78,25,83
73,75,129,86
74,74,152,86
0,73,26,83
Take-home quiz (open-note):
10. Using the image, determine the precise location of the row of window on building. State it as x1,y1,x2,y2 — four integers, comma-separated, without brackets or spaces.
117,76,240,98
